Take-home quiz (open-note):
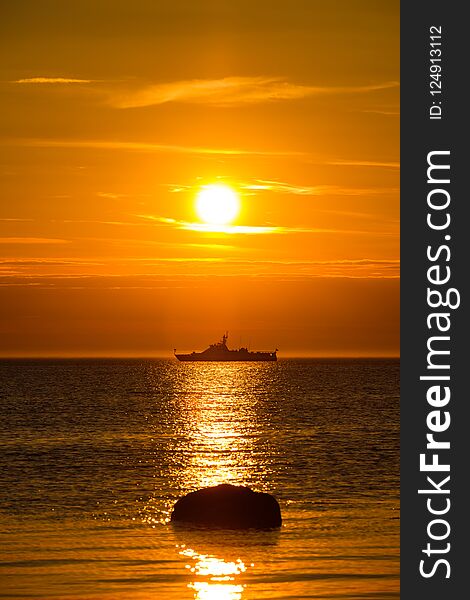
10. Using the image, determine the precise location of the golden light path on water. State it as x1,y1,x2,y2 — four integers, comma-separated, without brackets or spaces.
144,362,277,599
179,544,249,600
167,362,273,491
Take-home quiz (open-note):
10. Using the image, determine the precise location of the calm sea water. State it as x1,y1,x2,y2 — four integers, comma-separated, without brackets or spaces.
0,359,399,599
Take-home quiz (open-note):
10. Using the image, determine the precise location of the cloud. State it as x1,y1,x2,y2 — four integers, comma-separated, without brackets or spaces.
13,77,94,84
137,215,396,237
0,257,400,287
242,179,398,196
4,140,399,171
328,159,400,169
0,218,34,222
0,258,99,266
220,258,400,279
290,258,400,279
0,237,69,244
96,192,129,199
362,108,400,116
138,215,279,235
110,77,399,108
5,138,303,158
167,179,397,198
9,75,398,114
242,180,327,195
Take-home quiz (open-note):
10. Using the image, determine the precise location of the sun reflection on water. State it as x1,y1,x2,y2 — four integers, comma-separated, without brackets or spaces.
178,544,249,600
142,362,277,525
142,361,279,598
168,363,270,599
188,582,244,600
170,362,276,492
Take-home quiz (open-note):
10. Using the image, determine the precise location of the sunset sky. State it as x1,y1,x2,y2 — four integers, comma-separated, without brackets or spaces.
0,1,399,357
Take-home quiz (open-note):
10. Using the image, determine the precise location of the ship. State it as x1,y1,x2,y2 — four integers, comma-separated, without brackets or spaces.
174,333,278,362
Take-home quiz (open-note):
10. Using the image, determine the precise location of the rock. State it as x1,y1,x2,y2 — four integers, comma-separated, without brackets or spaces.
170,484,282,529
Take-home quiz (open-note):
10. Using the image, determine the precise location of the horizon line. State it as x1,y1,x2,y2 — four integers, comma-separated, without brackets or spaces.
0,353,400,360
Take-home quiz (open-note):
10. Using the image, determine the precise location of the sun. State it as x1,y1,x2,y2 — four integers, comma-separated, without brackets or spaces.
196,184,240,226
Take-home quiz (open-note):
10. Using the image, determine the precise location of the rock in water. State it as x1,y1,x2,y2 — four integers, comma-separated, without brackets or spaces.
170,484,282,529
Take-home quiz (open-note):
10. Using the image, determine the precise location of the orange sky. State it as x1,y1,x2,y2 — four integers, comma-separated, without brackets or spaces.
0,1,399,357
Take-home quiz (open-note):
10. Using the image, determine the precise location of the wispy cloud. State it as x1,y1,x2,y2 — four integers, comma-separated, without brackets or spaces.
241,179,398,196
241,180,327,195
328,159,400,169
166,178,397,197
0,258,100,266
0,257,400,286
5,138,304,158
222,258,400,279
362,108,400,116
138,215,279,235
110,76,399,108
137,215,395,237
0,218,34,222
13,77,94,84
10,75,398,110
0,237,69,244
96,192,129,199
3,140,399,171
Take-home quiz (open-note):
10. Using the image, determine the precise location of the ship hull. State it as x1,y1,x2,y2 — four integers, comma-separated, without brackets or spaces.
175,352,277,362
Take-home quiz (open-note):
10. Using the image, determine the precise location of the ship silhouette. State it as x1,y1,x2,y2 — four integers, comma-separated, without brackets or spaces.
174,333,277,362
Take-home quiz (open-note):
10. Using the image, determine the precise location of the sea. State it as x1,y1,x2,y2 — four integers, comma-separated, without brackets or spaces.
0,359,399,600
